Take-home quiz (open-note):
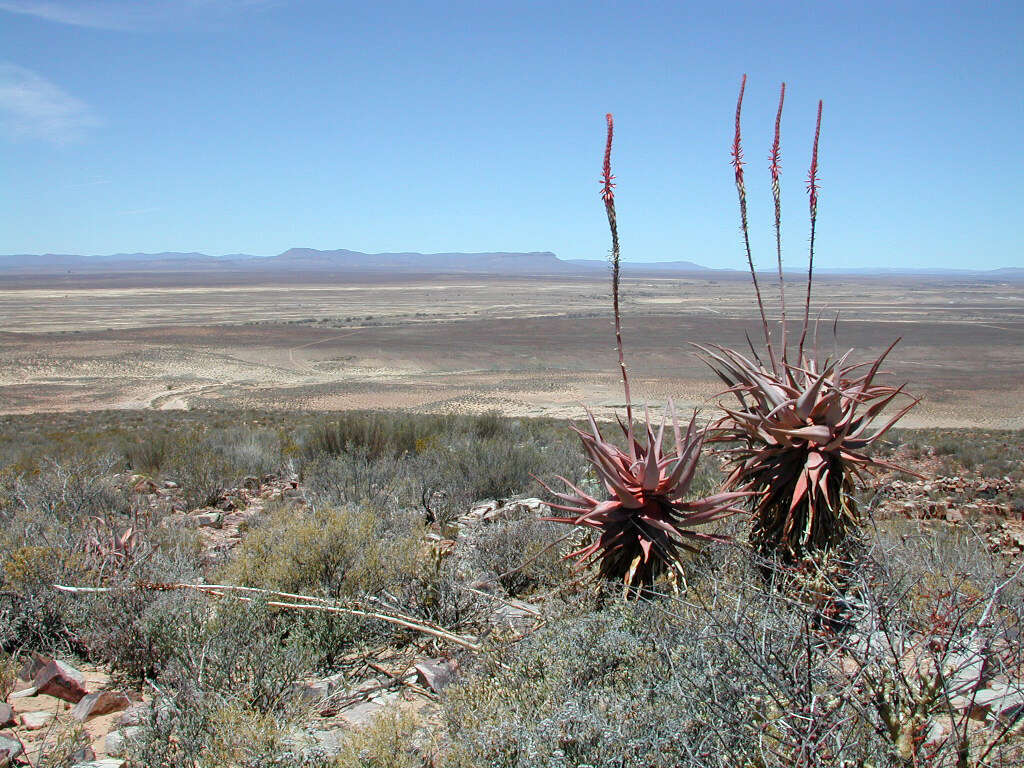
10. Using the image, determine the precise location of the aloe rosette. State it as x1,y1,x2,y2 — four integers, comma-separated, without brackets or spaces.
539,405,747,589
698,343,918,557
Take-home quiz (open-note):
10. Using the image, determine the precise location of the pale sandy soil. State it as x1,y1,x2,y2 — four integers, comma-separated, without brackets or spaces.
1,273,1022,428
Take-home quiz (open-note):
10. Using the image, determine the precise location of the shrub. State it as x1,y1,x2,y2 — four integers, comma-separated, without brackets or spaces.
471,514,568,597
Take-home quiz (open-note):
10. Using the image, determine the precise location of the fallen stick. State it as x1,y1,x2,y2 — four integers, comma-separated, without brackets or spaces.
53,581,481,652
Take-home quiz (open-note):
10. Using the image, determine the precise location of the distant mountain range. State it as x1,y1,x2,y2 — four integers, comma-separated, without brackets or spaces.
0,249,1020,279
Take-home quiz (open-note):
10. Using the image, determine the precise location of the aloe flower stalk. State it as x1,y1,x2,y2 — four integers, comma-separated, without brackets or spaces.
699,78,918,561
771,83,787,363
538,114,746,591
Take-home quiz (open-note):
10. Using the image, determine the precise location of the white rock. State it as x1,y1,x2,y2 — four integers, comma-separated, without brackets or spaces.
104,727,143,757
19,710,55,730
0,734,24,766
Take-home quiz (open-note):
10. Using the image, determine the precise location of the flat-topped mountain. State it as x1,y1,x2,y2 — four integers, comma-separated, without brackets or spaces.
0,249,1020,279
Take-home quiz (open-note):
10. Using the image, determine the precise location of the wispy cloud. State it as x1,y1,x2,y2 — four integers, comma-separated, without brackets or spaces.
0,63,99,143
67,177,112,188
116,206,161,216
0,1,277,30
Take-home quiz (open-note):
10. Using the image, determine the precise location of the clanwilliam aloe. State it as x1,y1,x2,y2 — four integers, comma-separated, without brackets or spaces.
539,114,746,591
698,76,919,560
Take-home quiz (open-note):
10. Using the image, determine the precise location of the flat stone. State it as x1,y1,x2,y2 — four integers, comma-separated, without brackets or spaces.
414,659,458,693
973,682,1024,715
33,659,88,703
0,734,24,766
19,710,55,730
190,511,222,528
0,705,12,728
72,761,126,768
338,691,401,728
18,653,50,682
71,691,132,721
9,686,37,699
105,727,143,757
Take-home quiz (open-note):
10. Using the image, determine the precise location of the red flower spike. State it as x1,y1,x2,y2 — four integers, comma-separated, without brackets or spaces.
601,113,616,203
806,100,822,216
732,74,747,186
770,82,785,185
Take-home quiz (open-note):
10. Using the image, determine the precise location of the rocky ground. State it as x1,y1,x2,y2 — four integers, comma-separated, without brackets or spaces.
1,472,549,767
3,436,1022,767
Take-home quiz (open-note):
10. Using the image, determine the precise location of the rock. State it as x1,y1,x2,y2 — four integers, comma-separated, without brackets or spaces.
0,734,24,766
294,672,346,704
116,701,172,727
308,728,346,756
973,682,1024,716
945,509,964,523
71,691,131,721
104,727,143,757
190,511,222,528
116,703,150,727
33,659,88,703
69,745,95,763
8,687,37,699
414,659,458,693
18,652,51,681
72,761,125,768
338,691,402,728
19,710,55,730
0,706,12,728
132,477,158,494
162,480,178,489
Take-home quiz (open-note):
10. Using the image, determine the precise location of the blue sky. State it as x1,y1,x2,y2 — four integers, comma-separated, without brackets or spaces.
0,0,1021,269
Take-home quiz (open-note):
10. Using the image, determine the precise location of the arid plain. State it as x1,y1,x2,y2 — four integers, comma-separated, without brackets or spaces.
1,270,1022,428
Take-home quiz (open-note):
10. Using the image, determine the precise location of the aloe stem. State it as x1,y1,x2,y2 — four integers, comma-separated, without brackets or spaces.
771,82,787,371
602,113,635,456
732,75,776,371
799,100,823,361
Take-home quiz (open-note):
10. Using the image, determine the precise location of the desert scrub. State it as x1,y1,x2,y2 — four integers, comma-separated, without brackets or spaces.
217,502,441,665
125,694,289,768
470,513,569,597
439,594,836,768
332,709,426,768
0,650,18,698
219,503,423,597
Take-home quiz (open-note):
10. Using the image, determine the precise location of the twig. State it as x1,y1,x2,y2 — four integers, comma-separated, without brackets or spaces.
53,582,481,652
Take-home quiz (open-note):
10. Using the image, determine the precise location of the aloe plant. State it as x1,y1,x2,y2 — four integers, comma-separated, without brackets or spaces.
698,77,919,560
539,114,745,591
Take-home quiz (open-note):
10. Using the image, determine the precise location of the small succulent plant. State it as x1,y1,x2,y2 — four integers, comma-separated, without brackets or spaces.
697,343,917,557
539,405,745,589
539,114,745,592
700,76,918,560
